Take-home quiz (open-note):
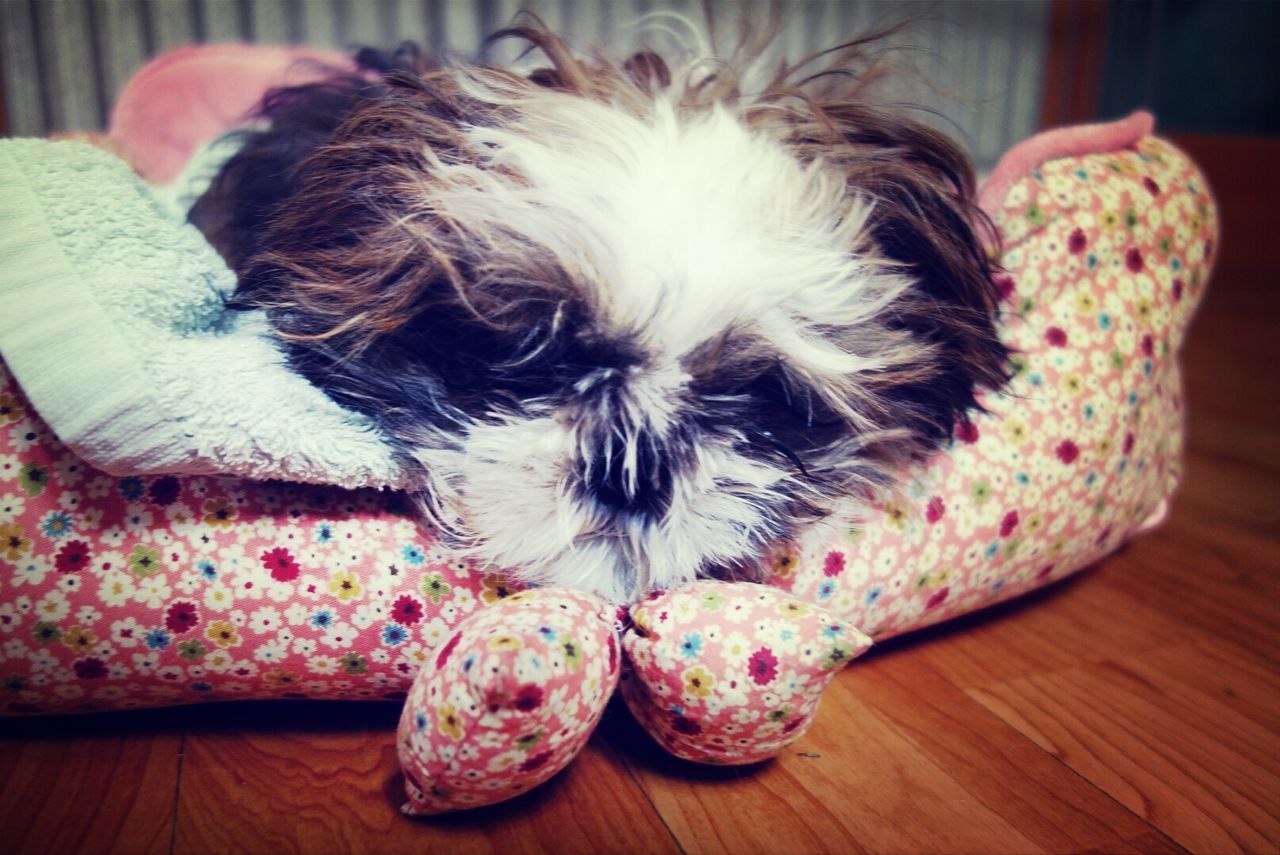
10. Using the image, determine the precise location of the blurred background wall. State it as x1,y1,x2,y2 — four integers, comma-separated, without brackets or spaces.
0,0,1052,170
1099,0,1280,136
1,1,1274,170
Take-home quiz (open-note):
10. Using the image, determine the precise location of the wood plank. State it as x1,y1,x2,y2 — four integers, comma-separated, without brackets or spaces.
1072,829,1190,855
1097,525,1280,665
1175,437,1280,538
842,656,1188,854
0,710,184,855
903,559,1193,691
970,652,1280,854
1137,638,1280,733
172,700,679,855
609,671,1054,855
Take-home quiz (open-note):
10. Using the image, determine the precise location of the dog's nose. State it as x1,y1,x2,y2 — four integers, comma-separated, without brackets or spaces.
579,435,673,518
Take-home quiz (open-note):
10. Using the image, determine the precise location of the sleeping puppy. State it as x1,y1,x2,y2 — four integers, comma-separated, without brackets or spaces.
190,22,1009,601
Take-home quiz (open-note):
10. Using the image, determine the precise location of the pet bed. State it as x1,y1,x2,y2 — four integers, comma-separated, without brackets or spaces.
0,44,1216,813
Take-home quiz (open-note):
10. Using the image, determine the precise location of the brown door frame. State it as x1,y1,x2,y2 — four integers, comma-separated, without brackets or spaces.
1040,0,1113,128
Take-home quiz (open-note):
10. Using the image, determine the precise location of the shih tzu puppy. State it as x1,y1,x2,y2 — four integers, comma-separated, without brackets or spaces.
190,20,1010,601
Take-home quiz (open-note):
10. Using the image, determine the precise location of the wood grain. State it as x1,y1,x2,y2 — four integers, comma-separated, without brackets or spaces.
604,685,1045,855
170,701,679,855
970,653,1280,853
847,656,1189,854
0,710,185,855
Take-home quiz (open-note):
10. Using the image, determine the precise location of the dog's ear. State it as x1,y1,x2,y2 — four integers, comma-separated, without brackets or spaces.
188,75,370,268
764,97,1011,448
833,104,1010,445
219,61,486,333
189,43,438,271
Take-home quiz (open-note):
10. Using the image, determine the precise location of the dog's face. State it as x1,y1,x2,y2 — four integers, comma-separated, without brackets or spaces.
196,34,1008,600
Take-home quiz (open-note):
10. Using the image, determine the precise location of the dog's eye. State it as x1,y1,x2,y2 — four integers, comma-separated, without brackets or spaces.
381,296,643,419
744,370,843,431
754,430,809,477
700,369,850,475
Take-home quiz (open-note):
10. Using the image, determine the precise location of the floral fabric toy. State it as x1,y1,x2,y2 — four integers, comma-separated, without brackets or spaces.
0,47,1215,815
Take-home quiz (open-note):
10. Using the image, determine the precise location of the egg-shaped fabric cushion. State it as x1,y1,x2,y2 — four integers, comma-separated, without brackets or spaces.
619,581,872,765
397,588,620,814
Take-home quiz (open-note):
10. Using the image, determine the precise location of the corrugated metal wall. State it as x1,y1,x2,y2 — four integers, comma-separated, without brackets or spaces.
0,0,1050,169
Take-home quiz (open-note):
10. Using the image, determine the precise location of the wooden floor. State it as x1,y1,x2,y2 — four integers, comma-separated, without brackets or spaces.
2,136,1277,855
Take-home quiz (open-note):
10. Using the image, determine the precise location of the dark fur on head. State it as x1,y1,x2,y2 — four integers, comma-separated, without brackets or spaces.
191,20,1010,599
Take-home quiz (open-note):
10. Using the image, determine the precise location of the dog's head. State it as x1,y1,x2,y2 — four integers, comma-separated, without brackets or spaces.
201,26,1009,600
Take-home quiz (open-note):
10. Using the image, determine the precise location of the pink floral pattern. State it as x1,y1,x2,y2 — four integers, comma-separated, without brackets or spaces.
0,402,512,712
397,588,618,815
620,581,872,764
770,135,1215,640
0,134,1215,813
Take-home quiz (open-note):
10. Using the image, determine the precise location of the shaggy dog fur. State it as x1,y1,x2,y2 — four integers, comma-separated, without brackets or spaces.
190,21,1010,600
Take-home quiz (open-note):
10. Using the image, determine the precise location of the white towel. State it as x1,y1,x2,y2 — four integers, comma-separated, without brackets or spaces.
0,138,412,492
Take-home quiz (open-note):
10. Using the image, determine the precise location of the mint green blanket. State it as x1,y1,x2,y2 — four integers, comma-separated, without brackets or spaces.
0,139,410,491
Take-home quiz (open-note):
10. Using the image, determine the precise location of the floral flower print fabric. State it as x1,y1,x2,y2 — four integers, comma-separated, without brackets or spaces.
397,588,619,814
770,136,1216,642
619,582,872,765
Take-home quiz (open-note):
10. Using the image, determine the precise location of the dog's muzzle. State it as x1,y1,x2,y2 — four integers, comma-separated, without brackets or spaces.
578,431,674,518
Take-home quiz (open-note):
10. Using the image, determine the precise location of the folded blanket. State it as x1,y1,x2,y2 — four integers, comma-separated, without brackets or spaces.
0,138,411,491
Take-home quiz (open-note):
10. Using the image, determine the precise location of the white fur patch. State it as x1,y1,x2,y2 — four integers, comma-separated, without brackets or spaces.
416,87,912,375
397,74,923,600
413,412,795,601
